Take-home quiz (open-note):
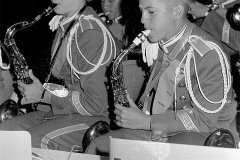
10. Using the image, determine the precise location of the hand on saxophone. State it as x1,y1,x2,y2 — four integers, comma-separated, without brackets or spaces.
114,94,151,130
17,69,44,105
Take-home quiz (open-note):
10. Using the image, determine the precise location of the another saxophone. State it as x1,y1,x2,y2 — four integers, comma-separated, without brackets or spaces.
111,30,150,109
4,5,56,84
0,5,56,120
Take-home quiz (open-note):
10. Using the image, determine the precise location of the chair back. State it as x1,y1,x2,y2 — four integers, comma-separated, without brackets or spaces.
122,60,147,102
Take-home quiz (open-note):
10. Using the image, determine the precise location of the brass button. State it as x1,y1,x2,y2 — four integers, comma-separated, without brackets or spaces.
180,96,186,101
179,83,185,87
180,68,184,74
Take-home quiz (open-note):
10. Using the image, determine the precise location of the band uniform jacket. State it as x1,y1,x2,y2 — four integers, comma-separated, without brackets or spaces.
146,22,239,141
49,6,118,117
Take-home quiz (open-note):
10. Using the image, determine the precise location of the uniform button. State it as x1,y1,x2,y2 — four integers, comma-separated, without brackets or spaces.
180,68,184,74
179,83,185,87
180,96,186,101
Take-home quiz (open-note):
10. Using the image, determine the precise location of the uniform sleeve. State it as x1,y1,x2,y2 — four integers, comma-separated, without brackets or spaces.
0,67,14,104
151,49,236,134
201,11,240,52
50,29,114,116
0,68,7,104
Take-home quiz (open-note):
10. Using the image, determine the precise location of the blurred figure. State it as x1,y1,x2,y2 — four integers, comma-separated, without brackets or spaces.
99,0,144,48
188,0,240,50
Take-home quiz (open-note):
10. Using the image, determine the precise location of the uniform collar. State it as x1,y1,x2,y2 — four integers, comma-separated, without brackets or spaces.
159,23,187,54
99,13,122,24
114,16,122,23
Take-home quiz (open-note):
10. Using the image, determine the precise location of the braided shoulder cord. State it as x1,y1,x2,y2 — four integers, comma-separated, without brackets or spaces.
66,15,116,78
185,36,231,114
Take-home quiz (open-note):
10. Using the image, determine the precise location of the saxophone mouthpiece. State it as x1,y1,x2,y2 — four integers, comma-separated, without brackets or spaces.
133,30,151,46
35,4,57,21
142,30,151,36
105,12,110,16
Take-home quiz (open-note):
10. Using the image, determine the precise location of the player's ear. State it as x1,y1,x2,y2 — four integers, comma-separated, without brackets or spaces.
173,4,185,20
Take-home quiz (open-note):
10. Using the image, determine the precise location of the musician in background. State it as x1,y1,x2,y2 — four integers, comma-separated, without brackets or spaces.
86,0,239,155
188,0,240,52
0,0,119,152
99,0,144,48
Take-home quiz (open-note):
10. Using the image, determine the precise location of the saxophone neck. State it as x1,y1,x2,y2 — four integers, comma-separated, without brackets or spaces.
4,21,36,46
111,30,151,77
4,5,56,46
112,45,134,77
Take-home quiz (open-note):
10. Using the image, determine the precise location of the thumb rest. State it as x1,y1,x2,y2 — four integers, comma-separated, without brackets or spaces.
111,30,150,109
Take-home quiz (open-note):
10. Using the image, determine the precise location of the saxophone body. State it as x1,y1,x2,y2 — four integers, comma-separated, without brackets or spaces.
111,30,150,108
81,30,151,150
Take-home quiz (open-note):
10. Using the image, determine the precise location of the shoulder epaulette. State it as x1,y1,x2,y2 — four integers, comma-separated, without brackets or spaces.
188,36,213,57
78,15,93,33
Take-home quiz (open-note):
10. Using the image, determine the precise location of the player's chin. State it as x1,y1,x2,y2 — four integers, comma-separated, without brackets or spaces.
147,34,159,43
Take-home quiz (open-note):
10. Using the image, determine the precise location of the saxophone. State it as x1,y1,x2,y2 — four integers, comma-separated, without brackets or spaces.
111,30,150,108
4,5,56,84
0,4,56,116
81,30,150,151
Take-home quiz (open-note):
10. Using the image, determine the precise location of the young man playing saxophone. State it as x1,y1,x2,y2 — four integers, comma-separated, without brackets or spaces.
86,0,240,155
0,0,119,152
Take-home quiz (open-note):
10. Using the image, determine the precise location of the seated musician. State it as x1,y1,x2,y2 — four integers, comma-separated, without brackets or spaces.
0,0,119,153
86,0,240,155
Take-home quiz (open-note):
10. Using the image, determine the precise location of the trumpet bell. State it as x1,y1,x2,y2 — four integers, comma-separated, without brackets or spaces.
226,3,240,31
82,120,110,152
0,99,19,123
204,128,237,148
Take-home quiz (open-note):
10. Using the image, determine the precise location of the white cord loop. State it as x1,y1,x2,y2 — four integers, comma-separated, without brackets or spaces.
48,15,63,32
66,15,116,78
181,36,231,114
